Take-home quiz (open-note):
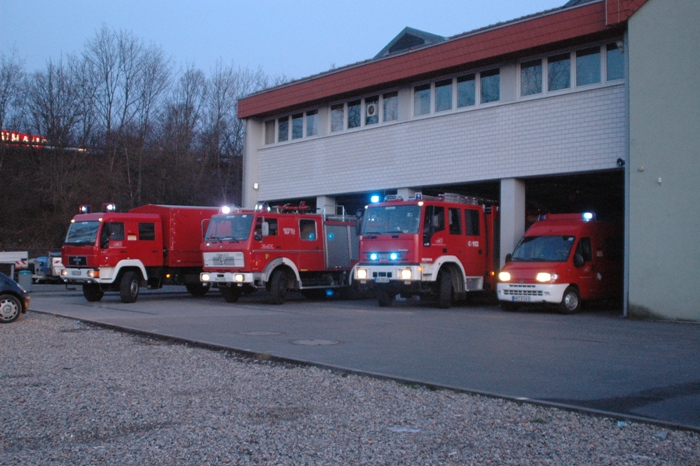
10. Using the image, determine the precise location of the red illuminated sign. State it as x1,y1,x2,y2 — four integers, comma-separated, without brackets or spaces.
1,129,47,146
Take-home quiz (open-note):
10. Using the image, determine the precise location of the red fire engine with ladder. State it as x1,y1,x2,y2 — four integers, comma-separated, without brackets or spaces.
354,193,499,308
200,202,359,304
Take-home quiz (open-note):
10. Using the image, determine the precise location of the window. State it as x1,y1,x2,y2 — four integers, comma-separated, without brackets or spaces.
521,59,542,96
331,104,344,132
277,117,289,142
139,223,155,241
383,91,398,121
457,74,475,107
423,205,445,234
465,209,480,236
291,113,304,139
480,69,500,103
448,208,462,235
576,47,601,86
264,120,275,145
306,110,318,136
414,84,431,116
348,100,361,129
300,219,317,241
435,79,453,112
606,43,624,81
576,237,592,262
365,96,379,125
548,53,571,91
101,222,124,248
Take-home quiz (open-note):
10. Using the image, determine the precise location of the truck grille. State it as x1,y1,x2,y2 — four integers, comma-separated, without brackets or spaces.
68,256,87,266
204,252,244,268
503,285,543,297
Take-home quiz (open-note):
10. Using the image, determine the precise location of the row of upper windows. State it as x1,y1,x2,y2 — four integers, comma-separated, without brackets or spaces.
264,42,624,145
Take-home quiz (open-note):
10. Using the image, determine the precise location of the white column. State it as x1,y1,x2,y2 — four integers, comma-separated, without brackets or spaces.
500,178,526,267
316,195,337,215
397,188,417,199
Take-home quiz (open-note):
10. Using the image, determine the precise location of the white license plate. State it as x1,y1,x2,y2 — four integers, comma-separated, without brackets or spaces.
375,277,390,283
71,270,81,276
512,295,531,302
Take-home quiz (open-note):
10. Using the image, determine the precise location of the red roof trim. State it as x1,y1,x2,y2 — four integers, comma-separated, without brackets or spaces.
239,1,620,119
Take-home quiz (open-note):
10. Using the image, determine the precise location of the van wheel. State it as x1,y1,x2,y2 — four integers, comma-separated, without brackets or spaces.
82,284,104,302
437,270,453,309
269,269,288,305
221,286,241,303
186,283,210,297
559,286,582,314
377,290,394,307
120,271,140,303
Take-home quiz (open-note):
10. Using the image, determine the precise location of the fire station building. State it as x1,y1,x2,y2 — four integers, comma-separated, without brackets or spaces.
238,0,700,322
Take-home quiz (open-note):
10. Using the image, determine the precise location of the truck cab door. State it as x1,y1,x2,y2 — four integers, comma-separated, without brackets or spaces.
298,218,324,271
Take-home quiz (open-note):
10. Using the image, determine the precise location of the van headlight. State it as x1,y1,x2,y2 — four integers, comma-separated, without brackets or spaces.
498,271,511,282
536,273,558,282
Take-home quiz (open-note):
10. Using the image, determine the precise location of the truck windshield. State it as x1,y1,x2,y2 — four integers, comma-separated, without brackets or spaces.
64,221,100,246
205,214,254,242
361,205,421,235
511,235,576,262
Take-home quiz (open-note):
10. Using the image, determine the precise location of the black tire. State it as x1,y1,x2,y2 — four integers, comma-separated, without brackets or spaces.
500,301,519,312
558,286,582,314
377,290,394,307
0,294,22,323
220,286,242,303
186,283,210,297
437,270,453,309
120,271,140,303
82,284,104,302
269,269,288,305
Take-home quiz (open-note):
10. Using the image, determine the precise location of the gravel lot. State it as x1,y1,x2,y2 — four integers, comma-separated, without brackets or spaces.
2,312,699,465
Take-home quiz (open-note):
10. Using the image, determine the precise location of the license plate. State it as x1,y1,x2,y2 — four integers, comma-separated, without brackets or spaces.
512,295,531,302
71,270,81,276
375,277,390,283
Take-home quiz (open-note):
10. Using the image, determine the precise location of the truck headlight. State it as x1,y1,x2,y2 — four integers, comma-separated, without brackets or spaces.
234,273,245,282
498,271,511,282
357,268,368,280
536,273,558,282
400,268,412,280
201,273,211,282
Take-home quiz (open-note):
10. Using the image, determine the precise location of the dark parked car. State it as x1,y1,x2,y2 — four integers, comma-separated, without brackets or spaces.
0,272,30,323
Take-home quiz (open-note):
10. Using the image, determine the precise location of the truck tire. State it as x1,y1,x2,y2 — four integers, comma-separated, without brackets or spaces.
82,284,104,302
220,286,241,303
269,269,288,305
186,283,210,297
377,290,394,307
437,270,453,309
120,271,140,303
0,294,21,323
558,286,582,314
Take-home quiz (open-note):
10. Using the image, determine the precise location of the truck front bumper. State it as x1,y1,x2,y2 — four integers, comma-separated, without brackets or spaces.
201,271,257,286
61,267,116,284
354,264,424,285
497,283,569,305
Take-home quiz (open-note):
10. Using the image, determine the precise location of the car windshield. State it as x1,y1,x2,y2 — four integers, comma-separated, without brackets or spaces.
205,214,254,242
511,235,575,262
361,205,421,235
64,221,100,246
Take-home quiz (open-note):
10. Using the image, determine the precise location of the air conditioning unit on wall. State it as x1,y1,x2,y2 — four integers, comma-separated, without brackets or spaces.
366,103,378,118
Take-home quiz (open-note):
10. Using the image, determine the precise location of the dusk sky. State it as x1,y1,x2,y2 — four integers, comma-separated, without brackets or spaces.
3,0,565,81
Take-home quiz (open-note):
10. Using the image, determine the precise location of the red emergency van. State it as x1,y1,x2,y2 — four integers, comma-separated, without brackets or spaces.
497,213,623,313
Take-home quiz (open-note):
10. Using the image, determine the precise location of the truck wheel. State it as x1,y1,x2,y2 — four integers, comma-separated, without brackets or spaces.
0,294,21,323
221,286,241,303
558,286,582,314
269,269,288,305
120,271,140,303
82,284,104,302
437,270,453,309
377,290,394,307
186,283,210,297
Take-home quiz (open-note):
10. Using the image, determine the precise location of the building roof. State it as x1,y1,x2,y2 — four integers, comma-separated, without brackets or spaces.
238,0,646,119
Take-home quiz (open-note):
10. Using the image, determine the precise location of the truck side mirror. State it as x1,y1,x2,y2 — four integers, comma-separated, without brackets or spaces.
574,253,585,268
505,253,512,263
262,222,270,237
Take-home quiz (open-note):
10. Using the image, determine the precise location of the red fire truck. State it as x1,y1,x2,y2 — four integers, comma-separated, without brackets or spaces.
354,193,499,308
200,202,358,304
497,213,623,313
61,204,218,303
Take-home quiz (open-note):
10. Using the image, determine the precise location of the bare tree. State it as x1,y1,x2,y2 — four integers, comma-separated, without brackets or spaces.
0,49,25,131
